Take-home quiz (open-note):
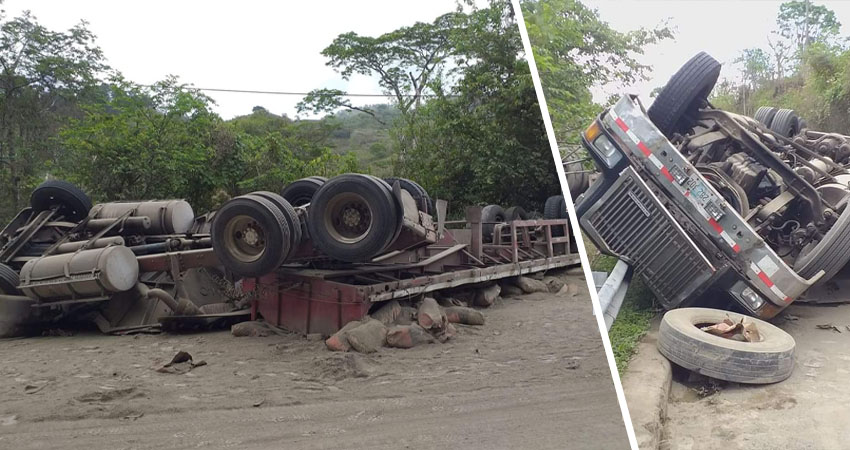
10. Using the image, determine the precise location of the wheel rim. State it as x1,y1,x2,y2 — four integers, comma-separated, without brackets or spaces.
223,214,266,262
323,192,373,244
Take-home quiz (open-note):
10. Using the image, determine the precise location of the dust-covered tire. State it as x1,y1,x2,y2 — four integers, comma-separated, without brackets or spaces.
753,106,777,127
30,180,92,222
0,263,20,295
246,191,302,260
308,174,399,262
211,195,291,277
505,206,529,221
281,177,325,207
658,308,795,384
647,52,722,137
384,177,433,214
481,204,506,240
794,205,850,283
769,109,800,137
544,195,567,237
544,195,568,218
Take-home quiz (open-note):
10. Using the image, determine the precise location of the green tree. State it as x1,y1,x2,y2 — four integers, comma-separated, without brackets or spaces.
777,0,842,57
521,0,672,143
0,10,106,218
400,0,558,211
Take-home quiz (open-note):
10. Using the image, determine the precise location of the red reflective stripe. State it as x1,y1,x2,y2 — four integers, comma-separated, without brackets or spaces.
637,141,652,156
614,117,629,132
785,297,792,303
684,190,690,197
757,271,774,288
732,244,741,253
660,167,674,182
708,218,723,233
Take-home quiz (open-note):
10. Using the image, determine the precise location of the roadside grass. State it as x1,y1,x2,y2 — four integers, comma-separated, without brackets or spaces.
583,235,658,374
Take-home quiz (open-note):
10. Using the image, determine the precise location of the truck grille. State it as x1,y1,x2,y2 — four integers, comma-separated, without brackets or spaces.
581,169,714,309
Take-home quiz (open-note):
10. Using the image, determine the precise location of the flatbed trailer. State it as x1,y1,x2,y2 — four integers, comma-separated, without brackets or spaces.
243,207,579,335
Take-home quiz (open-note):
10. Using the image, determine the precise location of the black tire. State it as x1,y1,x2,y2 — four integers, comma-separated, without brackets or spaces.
247,191,302,261
794,205,850,283
797,117,808,131
564,160,590,197
647,52,722,136
211,196,290,277
769,109,800,138
481,205,506,240
505,206,529,221
307,174,399,262
30,180,92,222
753,106,777,127
658,308,795,384
384,177,433,214
366,175,403,250
543,195,564,220
281,177,325,207
0,263,20,295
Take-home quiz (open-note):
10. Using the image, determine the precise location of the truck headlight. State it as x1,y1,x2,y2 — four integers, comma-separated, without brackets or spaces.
740,287,765,310
584,121,623,169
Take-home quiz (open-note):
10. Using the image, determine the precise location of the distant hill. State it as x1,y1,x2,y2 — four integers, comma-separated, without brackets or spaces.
227,104,400,176
323,104,400,175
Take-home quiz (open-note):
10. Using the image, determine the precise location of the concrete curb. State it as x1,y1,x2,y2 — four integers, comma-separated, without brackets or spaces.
621,324,671,450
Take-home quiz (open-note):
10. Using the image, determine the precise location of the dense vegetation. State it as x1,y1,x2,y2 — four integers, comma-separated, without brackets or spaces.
712,1,849,134
0,0,557,222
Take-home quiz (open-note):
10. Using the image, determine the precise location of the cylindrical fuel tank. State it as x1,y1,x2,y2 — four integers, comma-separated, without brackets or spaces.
19,246,139,301
92,200,195,234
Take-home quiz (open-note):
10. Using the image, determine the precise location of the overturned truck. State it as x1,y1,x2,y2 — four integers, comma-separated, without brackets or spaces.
577,52,850,320
0,174,578,337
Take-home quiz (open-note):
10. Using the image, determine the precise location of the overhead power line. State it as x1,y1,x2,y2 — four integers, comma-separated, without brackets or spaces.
173,86,450,98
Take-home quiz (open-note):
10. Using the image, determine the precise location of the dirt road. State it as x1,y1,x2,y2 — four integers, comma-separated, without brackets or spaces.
0,273,628,450
664,303,850,450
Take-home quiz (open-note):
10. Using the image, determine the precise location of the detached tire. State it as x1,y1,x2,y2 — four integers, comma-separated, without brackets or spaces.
481,204,506,240
647,52,722,137
211,195,291,277
281,177,326,207
753,106,777,127
308,174,399,262
769,109,800,137
794,205,850,283
0,264,20,295
30,180,92,221
658,308,795,384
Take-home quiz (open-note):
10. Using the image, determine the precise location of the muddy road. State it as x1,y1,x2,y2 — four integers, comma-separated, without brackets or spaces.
664,303,850,450
0,273,628,449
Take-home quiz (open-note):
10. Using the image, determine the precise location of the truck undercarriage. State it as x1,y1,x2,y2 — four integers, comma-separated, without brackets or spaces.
578,52,850,319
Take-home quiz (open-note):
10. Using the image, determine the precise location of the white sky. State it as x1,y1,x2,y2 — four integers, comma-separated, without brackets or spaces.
4,0,460,119
583,0,850,104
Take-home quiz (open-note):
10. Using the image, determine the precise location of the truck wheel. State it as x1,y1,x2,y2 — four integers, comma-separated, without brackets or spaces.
647,52,721,137
384,177,433,214
505,206,529,221
769,109,800,137
211,195,291,277
564,160,590,197
281,177,325,207
481,205,506,240
0,264,21,295
543,195,564,220
308,174,399,262
30,180,92,222
794,205,850,283
658,308,795,384
753,106,777,127
246,191,302,260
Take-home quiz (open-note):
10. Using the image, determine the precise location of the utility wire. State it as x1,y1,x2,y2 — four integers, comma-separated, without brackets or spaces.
169,86,451,98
